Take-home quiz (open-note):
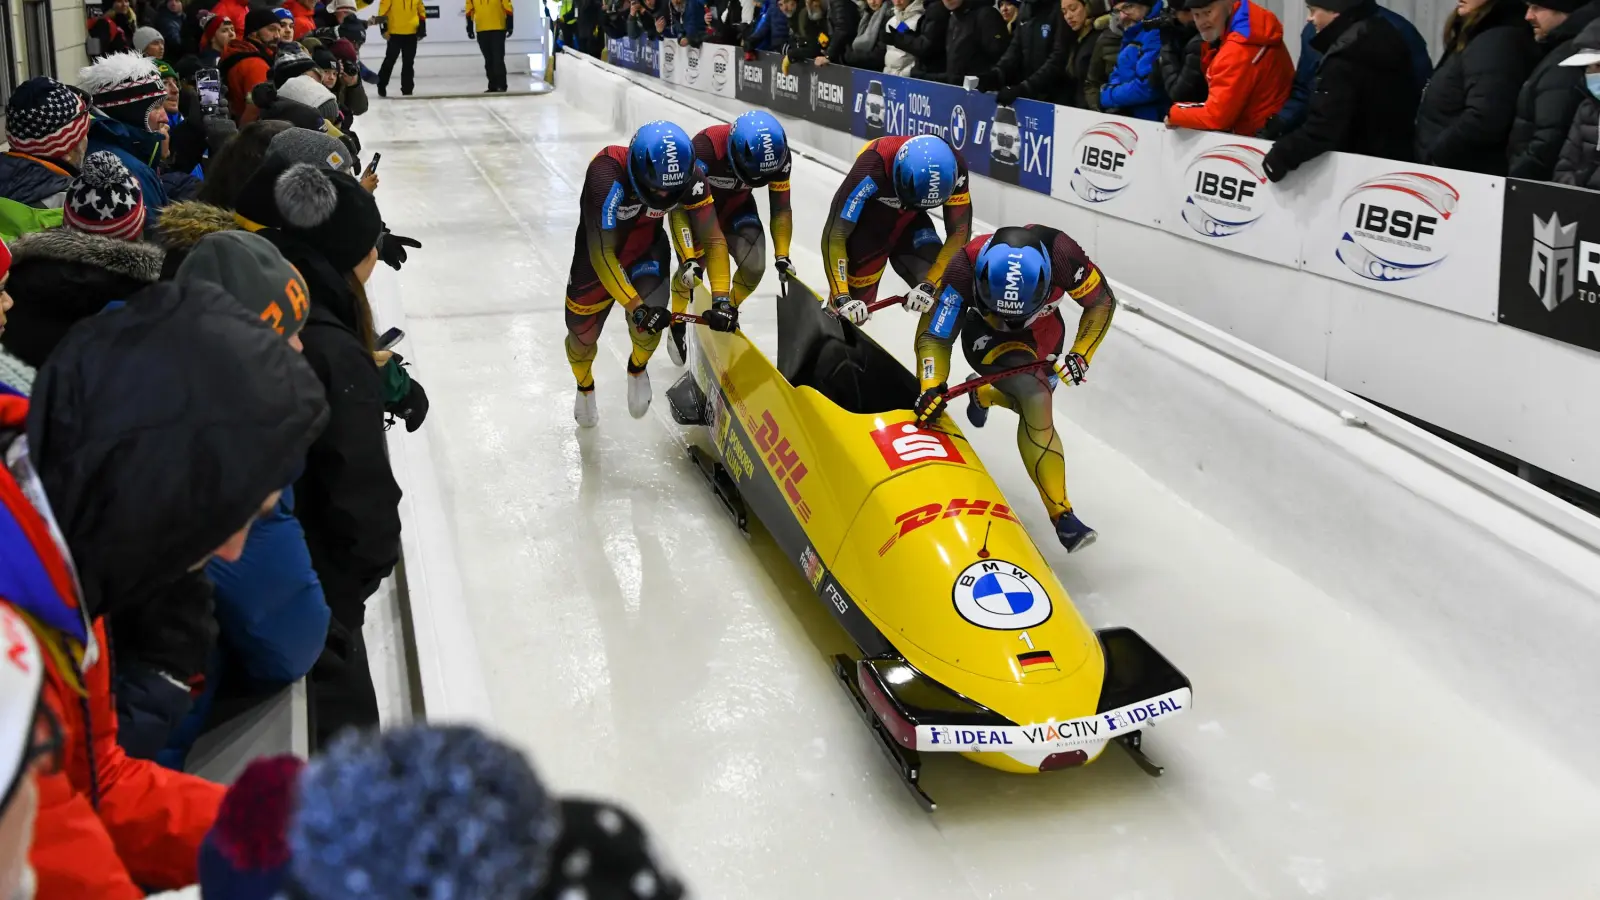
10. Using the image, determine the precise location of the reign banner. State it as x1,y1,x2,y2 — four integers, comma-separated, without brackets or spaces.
1499,179,1600,354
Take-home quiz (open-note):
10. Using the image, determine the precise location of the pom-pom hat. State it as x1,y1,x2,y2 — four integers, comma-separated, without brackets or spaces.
63,151,146,240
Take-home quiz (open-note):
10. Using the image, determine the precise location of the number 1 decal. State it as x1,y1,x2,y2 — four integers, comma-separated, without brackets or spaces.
1019,631,1034,650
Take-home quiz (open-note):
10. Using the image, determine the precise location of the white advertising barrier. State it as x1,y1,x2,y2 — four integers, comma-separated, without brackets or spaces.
1161,130,1302,268
1050,107,1166,228
1302,156,1502,321
658,40,736,98
914,688,1191,753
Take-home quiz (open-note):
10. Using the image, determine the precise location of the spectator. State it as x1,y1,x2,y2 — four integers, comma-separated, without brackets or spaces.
1062,0,1109,107
1508,0,1600,179
239,160,398,745
923,0,1010,84
149,0,185,56
377,0,428,97
211,0,252,40
981,0,1070,103
786,0,833,61
824,0,861,60
466,0,515,93
281,725,686,900
630,0,665,39
0,603,49,900
1270,2,1427,135
1554,19,1600,186
1082,6,1123,107
705,0,745,44
846,0,892,68
134,25,167,57
998,0,1019,28
1414,0,1536,175
1165,0,1292,134
109,0,140,42
273,41,319,88
1261,0,1420,181
197,11,237,67
1100,0,1168,119
1157,0,1206,103
285,0,318,38
190,119,296,211
882,0,926,75
272,7,297,43
17,269,327,897
329,39,370,115
222,9,283,118
744,0,791,49
76,54,174,230
911,0,952,77
0,79,91,226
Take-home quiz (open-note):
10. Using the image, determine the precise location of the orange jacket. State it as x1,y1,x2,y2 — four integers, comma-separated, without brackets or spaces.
0,392,224,898
210,0,250,36
286,0,317,38
221,38,274,119
1166,0,1293,136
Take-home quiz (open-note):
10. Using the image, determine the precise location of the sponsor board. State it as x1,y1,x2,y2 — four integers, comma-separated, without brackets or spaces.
658,38,736,97
605,36,658,76
1050,108,1164,227
1160,132,1299,267
869,422,964,470
1498,178,1600,352
952,559,1051,630
916,687,1191,752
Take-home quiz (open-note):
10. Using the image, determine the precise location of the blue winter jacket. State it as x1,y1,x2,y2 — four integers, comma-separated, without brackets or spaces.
87,115,171,234
1099,0,1169,121
683,0,706,42
1277,10,1431,131
747,0,788,50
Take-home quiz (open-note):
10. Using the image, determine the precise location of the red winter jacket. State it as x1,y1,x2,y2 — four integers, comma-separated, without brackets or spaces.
285,0,317,38
210,0,250,36
1167,0,1294,136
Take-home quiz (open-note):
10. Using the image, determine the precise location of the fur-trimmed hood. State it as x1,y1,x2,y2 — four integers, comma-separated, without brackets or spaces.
11,228,164,283
158,200,243,253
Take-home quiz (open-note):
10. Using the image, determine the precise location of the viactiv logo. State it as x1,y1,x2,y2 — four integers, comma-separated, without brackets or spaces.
1335,172,1459,282
1068,121,1138,203
1180,143,1269,238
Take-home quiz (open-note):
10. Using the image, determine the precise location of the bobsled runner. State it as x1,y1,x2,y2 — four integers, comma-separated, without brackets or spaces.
665,277,1191,810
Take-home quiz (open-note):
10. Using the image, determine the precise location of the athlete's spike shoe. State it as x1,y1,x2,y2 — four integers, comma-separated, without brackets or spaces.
627,365,652,418
574,386,598,428
1053,510,1097,553
965,376,989,429
666,321,688,366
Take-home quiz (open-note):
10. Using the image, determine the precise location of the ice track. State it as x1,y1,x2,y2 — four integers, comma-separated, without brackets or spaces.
359,80,1600,899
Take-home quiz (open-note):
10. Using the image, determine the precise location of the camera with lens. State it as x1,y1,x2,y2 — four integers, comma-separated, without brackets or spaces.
341,59,359,76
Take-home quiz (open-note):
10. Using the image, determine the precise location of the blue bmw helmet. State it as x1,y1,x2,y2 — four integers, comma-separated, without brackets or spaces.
628,120,695,211
974,227,1053,328
891,135,959,210
727,111,789,187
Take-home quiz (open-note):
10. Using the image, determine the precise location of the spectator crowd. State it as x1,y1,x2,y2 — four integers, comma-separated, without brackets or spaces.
572,0,1600,189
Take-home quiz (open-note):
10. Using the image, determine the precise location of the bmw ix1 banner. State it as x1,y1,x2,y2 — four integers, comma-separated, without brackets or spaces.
605,36,659,76
1498,178,1600,353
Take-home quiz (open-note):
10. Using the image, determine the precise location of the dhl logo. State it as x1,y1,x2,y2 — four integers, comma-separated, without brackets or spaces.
879,498,1018,556
752,410,811,522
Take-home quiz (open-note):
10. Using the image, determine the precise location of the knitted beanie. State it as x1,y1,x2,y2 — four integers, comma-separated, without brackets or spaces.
76,52,166,130
153,58,177,84
177,231,312,338
246,7,281,36
197,755,305,900
272,41,317,85
132,25,165,53
330,38,359,62
63,151,146,240
275,74,337,119
5,77,90,159
199,9,227,45
267,126,356,173
288,725,563,899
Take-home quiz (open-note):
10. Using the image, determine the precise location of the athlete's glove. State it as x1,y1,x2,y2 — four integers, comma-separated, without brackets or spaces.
1059,351,1089,386
774,255,795,279
831,292,869,325
678,258,704,287
466,19,475,37
631,304,673,334
903,281,937,314
914,383,948,425
703,298,739,333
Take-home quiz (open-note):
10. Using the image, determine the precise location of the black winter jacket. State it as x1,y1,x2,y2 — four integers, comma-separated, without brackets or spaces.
888,0,949,80
1158,19,1206,104
1554,94,1600,189
1414,0,1536,175
1507,1,1600,180
1,229,164,370
268,233,402,628
825,0,860,61
987,0,1071,103
933,0,1009,83
1263,0,1419,178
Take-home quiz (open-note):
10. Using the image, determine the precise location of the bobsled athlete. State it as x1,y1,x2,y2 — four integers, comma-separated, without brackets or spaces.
564,120,737,426
820,134,972,325
664,111,794,365
910,225,1116,553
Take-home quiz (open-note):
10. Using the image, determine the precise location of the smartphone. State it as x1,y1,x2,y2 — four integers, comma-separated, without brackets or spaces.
377,326,405,350
363,152,382,177
196,67,222,112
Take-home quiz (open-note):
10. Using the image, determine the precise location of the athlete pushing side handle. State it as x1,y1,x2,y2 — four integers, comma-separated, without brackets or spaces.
910,225,1117,553
564,120,737,427
665,111,795,366
821,134,972,324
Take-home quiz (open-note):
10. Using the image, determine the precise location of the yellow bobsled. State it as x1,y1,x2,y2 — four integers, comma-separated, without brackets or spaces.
665,278,1191,810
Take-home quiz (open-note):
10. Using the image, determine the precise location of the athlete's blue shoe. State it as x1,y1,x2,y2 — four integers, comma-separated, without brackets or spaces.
1053,510,1097,553
965,377,989,429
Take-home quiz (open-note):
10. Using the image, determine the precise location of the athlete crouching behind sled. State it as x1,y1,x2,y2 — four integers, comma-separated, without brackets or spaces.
821,134,971,324
911,225,1116,553
665,111,794,366
564,120,737,426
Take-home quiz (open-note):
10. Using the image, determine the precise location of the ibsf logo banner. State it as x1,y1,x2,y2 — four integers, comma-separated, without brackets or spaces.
1179,143,1270,237
1069,121,1137,203
1497,178,1600,353
1334,173,1459,282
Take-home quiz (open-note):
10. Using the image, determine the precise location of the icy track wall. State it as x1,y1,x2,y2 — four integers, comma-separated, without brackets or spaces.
560,53,1600,778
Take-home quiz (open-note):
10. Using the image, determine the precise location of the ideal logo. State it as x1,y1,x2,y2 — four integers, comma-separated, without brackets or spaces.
1530,212,1580,311
1336,173,1458,283
1069,122,1137,203
1180,143,1269,237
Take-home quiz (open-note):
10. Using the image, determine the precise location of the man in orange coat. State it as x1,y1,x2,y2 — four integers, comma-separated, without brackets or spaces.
1166,0,1293,136
13,277,328,897
221,9,283,118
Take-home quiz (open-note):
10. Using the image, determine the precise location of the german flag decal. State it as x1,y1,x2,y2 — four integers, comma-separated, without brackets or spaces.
1017,650,1057,672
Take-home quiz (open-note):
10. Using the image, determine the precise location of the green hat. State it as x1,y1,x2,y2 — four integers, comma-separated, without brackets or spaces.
153,58,178,83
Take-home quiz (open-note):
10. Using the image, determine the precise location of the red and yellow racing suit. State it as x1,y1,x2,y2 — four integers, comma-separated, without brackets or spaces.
674,123,793,308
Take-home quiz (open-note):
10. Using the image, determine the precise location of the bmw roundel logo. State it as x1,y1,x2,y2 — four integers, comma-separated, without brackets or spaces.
950,106,968,149
952,560,1052,630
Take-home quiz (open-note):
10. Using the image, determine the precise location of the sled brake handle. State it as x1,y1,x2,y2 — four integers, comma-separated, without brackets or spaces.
943,356,1065,401
868,294,905,312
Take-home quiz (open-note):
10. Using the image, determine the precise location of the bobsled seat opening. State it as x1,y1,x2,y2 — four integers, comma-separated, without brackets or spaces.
777,280,918,415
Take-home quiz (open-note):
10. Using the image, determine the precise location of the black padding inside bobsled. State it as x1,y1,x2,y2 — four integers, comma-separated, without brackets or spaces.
777,280,919,416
